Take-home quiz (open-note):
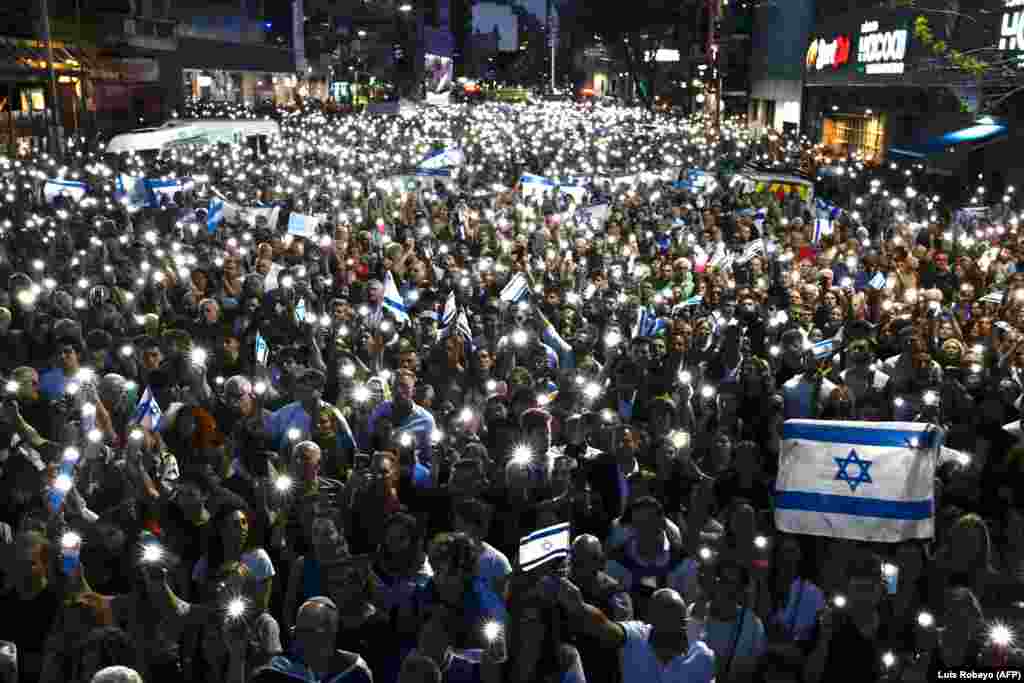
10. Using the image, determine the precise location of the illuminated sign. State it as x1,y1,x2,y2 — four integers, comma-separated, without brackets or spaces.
1001,0,1024,51
644,49,681,62
858,21,907,74
806,36,851,71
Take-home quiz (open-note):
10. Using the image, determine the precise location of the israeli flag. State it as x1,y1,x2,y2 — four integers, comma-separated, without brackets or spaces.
455,308,473,341
500,272,530,303
736,240,764,265
979,290,1005,305
44,179,88,204
287,212,320,237
868,272,887,290
129,386,163,431
754,208,767,231
574,203,611,232
520,174,586,205
442,290,457,328
419,147,465,170
145,178,186,206
633,307,667,339
518,522,571,572
679,294,703,308
811,337,837,360
813,218,832,244
207,197,225,234
414,168,452,178
383,271,410,324
776,420,941,542
254,331,269,365
117,174,148,208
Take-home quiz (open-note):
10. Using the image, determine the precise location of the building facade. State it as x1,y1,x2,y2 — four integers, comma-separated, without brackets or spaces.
748,0,814,133
801,0,1024,193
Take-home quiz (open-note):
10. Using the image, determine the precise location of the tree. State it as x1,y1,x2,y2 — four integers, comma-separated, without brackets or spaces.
901,0,1024,114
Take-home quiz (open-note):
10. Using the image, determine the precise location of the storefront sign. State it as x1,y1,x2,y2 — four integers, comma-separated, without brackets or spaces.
1001,0,1024,51
857,21,907,74
806,35,851,71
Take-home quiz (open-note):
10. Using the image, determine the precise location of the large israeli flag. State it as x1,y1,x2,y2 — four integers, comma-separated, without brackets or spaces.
776,420,941,543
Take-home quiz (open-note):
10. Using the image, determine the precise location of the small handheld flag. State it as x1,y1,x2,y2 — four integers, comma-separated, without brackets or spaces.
442,290,457,328
383,271,410,324
207,197,225,234
500,272,529,304
255,331,269,365
518,522,570,572
129,386,163,431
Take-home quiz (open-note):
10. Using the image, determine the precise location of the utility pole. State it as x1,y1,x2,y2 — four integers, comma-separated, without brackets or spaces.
40,0,63,156
547,0,555,91
705,0,720,134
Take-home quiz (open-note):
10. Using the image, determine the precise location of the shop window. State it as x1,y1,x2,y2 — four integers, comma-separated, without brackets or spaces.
821,113,886,163
20,88,45,112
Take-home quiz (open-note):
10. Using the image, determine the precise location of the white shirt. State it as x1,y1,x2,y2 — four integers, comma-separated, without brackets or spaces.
620,621,716,683
782,373,837,420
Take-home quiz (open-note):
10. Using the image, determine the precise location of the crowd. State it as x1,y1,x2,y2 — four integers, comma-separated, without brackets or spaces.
0,99,1021,683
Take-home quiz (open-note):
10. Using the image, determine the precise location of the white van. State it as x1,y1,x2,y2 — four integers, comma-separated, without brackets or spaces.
106,118,281,154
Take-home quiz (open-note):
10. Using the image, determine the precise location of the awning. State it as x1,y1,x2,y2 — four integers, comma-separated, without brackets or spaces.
889,119,1009,159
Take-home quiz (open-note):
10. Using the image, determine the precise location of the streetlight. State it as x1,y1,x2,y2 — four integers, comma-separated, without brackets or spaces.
398,3,413,11
358,29,367,37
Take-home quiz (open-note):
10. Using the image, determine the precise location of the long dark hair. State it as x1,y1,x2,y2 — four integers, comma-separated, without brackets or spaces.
204,501,255,585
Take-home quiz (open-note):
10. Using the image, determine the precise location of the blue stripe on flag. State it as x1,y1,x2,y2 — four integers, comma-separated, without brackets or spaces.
385,297,408,314
522,522,569,544
775,491,933,520
521,174,556,187
521,548,568,571
782,422,939,449
414,168,451,177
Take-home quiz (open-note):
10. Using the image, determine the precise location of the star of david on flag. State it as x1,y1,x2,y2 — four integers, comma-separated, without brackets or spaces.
518,522,570,572
775,420,940,542
834,449,873,492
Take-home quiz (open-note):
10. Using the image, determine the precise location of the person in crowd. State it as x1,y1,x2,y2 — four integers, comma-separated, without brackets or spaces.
3,97,1024,683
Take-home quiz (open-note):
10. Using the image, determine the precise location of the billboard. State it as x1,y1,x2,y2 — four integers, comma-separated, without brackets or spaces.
472,2,519,52
425,54,454,94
